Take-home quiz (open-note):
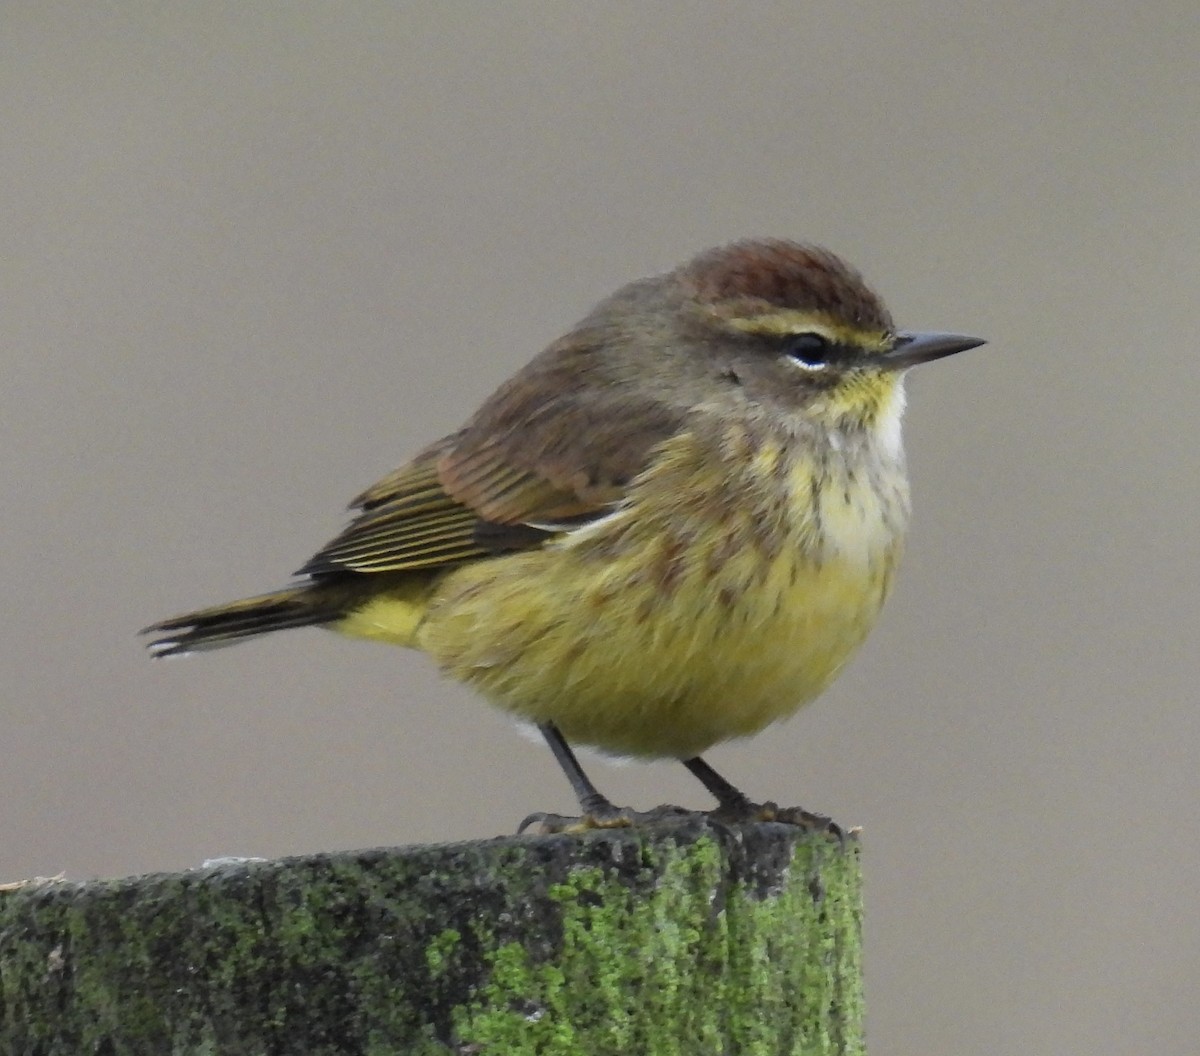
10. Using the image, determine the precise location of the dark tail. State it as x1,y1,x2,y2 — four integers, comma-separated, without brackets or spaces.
142,586,342,657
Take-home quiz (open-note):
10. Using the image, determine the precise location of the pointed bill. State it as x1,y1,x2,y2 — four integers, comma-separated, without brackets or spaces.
883,331,986,369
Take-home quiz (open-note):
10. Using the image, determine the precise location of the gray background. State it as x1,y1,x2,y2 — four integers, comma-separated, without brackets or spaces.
4,3,1198,1054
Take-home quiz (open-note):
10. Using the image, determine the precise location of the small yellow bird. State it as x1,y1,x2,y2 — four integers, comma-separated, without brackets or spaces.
145,239,982,831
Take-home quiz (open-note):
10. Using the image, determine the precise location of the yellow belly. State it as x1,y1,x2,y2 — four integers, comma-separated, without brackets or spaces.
338,428,908,759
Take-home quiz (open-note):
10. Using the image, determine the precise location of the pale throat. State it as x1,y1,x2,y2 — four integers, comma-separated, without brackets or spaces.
869,374,906,463
818,373,907,464
807,375,910,566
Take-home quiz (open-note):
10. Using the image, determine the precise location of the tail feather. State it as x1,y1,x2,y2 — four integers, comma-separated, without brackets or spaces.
142,586,341,657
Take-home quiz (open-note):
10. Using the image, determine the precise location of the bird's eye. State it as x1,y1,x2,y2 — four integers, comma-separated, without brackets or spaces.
784,332,832,370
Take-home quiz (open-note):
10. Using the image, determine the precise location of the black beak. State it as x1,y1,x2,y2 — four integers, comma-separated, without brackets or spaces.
883,331,986,370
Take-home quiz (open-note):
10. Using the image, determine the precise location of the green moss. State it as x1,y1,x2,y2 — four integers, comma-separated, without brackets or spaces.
450,833,863,1056
425,928,463,975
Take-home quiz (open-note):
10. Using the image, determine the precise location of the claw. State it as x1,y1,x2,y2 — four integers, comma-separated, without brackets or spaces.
517,810,632,835
772,805,846,843
707,798,846,843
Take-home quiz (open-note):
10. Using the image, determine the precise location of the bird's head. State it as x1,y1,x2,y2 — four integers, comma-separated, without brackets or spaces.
670,239,984,434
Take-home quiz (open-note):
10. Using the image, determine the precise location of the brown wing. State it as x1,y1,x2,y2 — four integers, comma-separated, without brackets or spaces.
296,441,500,575
297,333,687,578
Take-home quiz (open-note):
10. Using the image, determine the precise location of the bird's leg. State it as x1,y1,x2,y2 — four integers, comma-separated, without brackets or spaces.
519,723,691,834
681,755,842,836
541,721,621,817
681,756,756,813
519,722,628,833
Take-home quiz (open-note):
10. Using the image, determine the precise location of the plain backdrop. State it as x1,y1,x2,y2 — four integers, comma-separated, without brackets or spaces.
3,4,1198,1054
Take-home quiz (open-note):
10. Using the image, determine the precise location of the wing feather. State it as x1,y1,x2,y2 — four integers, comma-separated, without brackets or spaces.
298,333,688,578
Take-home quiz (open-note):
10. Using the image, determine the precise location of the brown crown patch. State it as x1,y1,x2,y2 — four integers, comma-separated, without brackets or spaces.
680,239,894,333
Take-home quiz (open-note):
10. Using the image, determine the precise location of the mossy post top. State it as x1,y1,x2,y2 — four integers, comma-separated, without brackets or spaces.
0,818,864,1055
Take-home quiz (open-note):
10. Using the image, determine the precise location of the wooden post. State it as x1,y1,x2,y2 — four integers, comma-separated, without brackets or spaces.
0,816,863,1054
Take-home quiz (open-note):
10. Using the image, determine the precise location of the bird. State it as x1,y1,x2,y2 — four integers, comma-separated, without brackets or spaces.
144,239,983,832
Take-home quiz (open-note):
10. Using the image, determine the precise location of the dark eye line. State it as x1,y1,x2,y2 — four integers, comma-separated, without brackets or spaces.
780,331,855,367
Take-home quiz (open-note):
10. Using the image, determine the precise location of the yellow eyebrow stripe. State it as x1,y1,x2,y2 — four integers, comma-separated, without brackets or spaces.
722,310,892,352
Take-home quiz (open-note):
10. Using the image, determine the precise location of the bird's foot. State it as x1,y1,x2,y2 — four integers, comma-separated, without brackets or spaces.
708,796,846,841
518,802,695,835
